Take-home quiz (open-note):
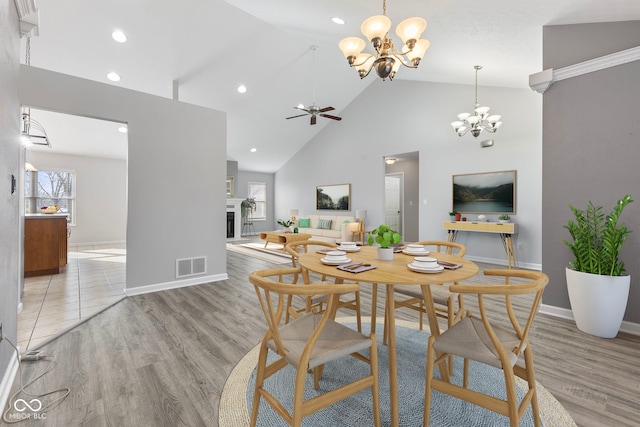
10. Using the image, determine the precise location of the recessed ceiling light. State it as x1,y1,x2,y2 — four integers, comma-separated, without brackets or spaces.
332,17,345,25
112,30,127,43
297,103,304,109
107,72,121,82
118,126,127,133
250,148,257,153
237,85,247,94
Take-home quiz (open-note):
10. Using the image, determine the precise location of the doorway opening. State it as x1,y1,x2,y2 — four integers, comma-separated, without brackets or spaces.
19,108,128,350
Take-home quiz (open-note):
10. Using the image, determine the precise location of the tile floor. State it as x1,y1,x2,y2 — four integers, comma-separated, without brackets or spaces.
18,244,126,351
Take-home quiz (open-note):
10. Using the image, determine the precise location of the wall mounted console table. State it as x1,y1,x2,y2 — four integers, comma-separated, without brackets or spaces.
442,221,518,268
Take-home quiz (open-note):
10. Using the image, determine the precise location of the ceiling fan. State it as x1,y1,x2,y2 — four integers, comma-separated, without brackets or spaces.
286,46,342,125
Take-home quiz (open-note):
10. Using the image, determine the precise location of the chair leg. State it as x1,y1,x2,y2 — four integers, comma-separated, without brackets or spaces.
463,357,469,389
423,335,436,427
355,290,362,332
503,364,520,427
369,334,381,427
250,343,269,427
524,346,541,427
292,365,308,427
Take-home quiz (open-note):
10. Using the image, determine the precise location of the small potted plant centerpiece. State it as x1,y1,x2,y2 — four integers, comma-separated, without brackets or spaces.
563,194,633,338
277,219,294,233
498,214,511,223
448,211,459,221
368,224,402,260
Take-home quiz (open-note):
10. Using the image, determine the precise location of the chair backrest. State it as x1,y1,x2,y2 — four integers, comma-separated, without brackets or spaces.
455,269,548,362
285,240,336,267
249,267,359,356
413,240,466,257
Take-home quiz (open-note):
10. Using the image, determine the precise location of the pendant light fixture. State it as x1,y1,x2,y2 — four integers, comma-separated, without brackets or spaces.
338,0,430,81
21,37,51,147
451,65,502,138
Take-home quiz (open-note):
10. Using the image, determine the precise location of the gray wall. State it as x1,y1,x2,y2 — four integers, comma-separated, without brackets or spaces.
1,0,21,384
276,79,542,268
19,66,227,291
541,21,640,324
26,151,127,245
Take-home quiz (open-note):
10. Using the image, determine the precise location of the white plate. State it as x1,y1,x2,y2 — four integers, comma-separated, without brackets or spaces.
407,263,444,273
321,257,352,265
337,246,361,252
402,249,430,256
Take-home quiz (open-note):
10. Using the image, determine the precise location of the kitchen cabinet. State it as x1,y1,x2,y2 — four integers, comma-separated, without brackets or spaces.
24,214,68,277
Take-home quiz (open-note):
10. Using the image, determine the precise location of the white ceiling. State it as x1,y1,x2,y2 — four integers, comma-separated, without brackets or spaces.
24,0,640,171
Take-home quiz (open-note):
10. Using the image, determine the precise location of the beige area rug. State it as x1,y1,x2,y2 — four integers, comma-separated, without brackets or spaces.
219,317,576,427
226,242,291,264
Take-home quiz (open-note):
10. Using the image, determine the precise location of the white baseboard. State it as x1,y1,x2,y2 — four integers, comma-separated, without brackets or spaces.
124,273,228,297
68,240,127,247
540,304,640,337
0,350,19,415
465,255,542,271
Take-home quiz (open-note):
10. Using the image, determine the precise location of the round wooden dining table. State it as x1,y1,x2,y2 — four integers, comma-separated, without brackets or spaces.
298,245,479,427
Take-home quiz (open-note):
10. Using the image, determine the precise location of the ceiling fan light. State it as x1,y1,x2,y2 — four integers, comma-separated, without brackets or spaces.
395,17,427,45
339,37,366,65
361,15,391,44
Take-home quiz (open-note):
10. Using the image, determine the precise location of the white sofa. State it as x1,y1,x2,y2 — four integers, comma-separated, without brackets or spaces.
296,214,359,243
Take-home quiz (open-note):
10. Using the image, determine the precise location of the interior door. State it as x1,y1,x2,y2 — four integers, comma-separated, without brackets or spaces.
385,174,403,235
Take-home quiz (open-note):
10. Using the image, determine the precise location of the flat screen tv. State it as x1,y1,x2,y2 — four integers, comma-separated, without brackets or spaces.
452,170,516,214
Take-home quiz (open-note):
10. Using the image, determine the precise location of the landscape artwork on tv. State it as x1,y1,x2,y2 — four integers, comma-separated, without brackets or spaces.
316,184,351,211
452,170,516,214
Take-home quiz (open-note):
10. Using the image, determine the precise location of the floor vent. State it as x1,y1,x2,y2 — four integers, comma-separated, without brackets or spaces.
176,256,207,278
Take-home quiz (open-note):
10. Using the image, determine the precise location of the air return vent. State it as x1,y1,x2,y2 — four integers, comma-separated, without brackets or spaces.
176,256,207,278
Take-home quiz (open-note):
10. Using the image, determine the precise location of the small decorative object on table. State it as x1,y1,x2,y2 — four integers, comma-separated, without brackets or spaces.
498,214,511,223
40,205,59,214
368,224,402,261
449,210,460,221
277,219,294,232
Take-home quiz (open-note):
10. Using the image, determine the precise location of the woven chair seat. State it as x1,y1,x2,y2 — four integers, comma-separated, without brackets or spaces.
433,316,525,369
267,313,373,369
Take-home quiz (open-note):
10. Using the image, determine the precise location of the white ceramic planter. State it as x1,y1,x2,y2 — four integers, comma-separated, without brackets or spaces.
566,267,630,338
376,247,394,261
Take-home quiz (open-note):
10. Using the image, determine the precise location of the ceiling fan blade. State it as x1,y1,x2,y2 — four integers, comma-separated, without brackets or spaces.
294,106,311,113
310,115,317,125
320,114,342,121
318,106,335,113
286,114,309,120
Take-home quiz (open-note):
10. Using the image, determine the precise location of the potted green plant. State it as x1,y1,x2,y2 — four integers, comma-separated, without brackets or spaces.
498,214,511,223
368,224,402,260
277,219,294,232
448,210,458,221
241,198,256,219
563,194,633,338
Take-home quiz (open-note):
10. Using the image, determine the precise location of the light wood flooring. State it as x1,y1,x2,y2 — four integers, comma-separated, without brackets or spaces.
3,240,640,426
18,244,126,351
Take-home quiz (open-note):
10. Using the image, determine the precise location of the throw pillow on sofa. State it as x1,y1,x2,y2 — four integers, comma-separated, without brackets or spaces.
298,218,311,228
317,219,333,230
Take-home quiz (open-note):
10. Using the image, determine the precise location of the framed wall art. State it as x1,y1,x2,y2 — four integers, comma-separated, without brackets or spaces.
316,183,351,211
452,170,516,214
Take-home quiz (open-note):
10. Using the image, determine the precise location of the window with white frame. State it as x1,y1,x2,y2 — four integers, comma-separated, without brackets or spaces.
248,182,266,220
25,170,76,225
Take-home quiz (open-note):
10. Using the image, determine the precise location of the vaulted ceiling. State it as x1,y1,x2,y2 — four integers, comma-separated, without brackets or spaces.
23,0,640,172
